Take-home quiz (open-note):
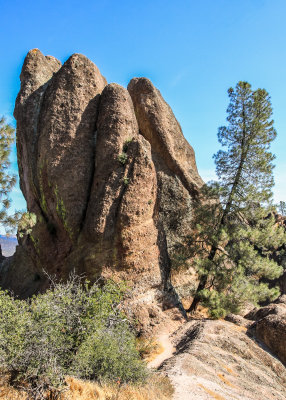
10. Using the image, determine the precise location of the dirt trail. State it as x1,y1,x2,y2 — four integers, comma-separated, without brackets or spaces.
147,328,208,400
147,333,175,369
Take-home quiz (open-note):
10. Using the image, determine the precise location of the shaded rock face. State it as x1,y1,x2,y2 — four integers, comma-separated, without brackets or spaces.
0,50,203,312
245,299,286,365
128,78,203,273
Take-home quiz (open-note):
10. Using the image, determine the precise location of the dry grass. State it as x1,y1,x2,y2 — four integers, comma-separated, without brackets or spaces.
0,374,173,400
137,336,164,359
0,385,27,399
136,336,164,363
63,375,173,400
0,374,27,400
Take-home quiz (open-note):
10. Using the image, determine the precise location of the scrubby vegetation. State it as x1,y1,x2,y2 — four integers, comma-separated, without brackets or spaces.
0,275,148,399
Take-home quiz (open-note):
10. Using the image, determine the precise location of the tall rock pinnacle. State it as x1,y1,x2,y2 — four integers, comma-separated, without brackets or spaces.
1,50,203,331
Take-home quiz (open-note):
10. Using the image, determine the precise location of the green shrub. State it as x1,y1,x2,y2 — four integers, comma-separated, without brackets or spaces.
73,324,147,383
123,137,133,152
123,176,129,185
0,276,147,399
118,152,128,165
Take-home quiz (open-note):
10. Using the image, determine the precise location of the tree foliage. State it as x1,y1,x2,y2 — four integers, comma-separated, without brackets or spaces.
182,82,285,317
0,117,16,232
278,201,286,216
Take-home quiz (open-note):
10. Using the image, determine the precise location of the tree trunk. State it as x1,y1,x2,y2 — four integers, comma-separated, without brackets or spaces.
186,244,217,313
186,274,208,312
186,128,248,313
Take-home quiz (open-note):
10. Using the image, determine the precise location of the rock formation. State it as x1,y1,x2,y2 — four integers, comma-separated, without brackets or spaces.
161,319,286,399
245,296,286,365
0,50,203,322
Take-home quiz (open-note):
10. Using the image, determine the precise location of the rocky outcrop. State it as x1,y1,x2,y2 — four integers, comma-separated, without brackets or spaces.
0,50,203,325
161,319,286,400
128,78,203,273
245,298,286,365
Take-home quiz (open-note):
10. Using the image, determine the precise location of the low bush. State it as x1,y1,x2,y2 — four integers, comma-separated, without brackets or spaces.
0,275,147,399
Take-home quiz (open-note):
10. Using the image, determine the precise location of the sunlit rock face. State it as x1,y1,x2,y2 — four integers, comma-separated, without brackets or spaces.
0,49,203,329
161,318,286,399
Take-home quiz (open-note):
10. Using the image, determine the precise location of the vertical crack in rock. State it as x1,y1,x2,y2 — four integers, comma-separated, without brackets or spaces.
80,104,101,232
78,83,161,287
83,83,139,239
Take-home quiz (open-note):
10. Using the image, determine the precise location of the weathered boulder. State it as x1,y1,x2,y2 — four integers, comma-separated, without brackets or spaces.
0,50,203,329
161,319,286,400
245,302,286,321
127,78,202,191
224,313,253,328
277,294,286,304
36,53,107,239
245,300,286,365
255,315,286,365
8,49,107,286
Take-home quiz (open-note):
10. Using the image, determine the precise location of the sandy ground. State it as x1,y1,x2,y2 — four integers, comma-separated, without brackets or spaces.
148,333,175,369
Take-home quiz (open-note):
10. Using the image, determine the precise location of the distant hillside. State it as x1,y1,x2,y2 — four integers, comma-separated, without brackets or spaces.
0,235,17,257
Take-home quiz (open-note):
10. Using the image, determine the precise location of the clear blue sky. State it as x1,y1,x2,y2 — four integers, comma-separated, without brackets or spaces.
1,0,286,218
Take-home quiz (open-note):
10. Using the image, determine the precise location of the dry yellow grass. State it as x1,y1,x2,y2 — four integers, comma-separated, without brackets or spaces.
0,374,173,400
0,374,27,400
136,336,164,361
0,385,27,400
63,375,173,400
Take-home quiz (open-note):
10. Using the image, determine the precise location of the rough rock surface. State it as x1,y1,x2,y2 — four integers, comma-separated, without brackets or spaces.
224,313,253,328
161,319,286,400
0,50,203,328
128,78,203,268
245,299,286,365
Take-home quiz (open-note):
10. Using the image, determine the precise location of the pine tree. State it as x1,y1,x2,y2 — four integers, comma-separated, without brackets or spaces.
278,201,286,216
0,117,16,232
185,82,285,317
